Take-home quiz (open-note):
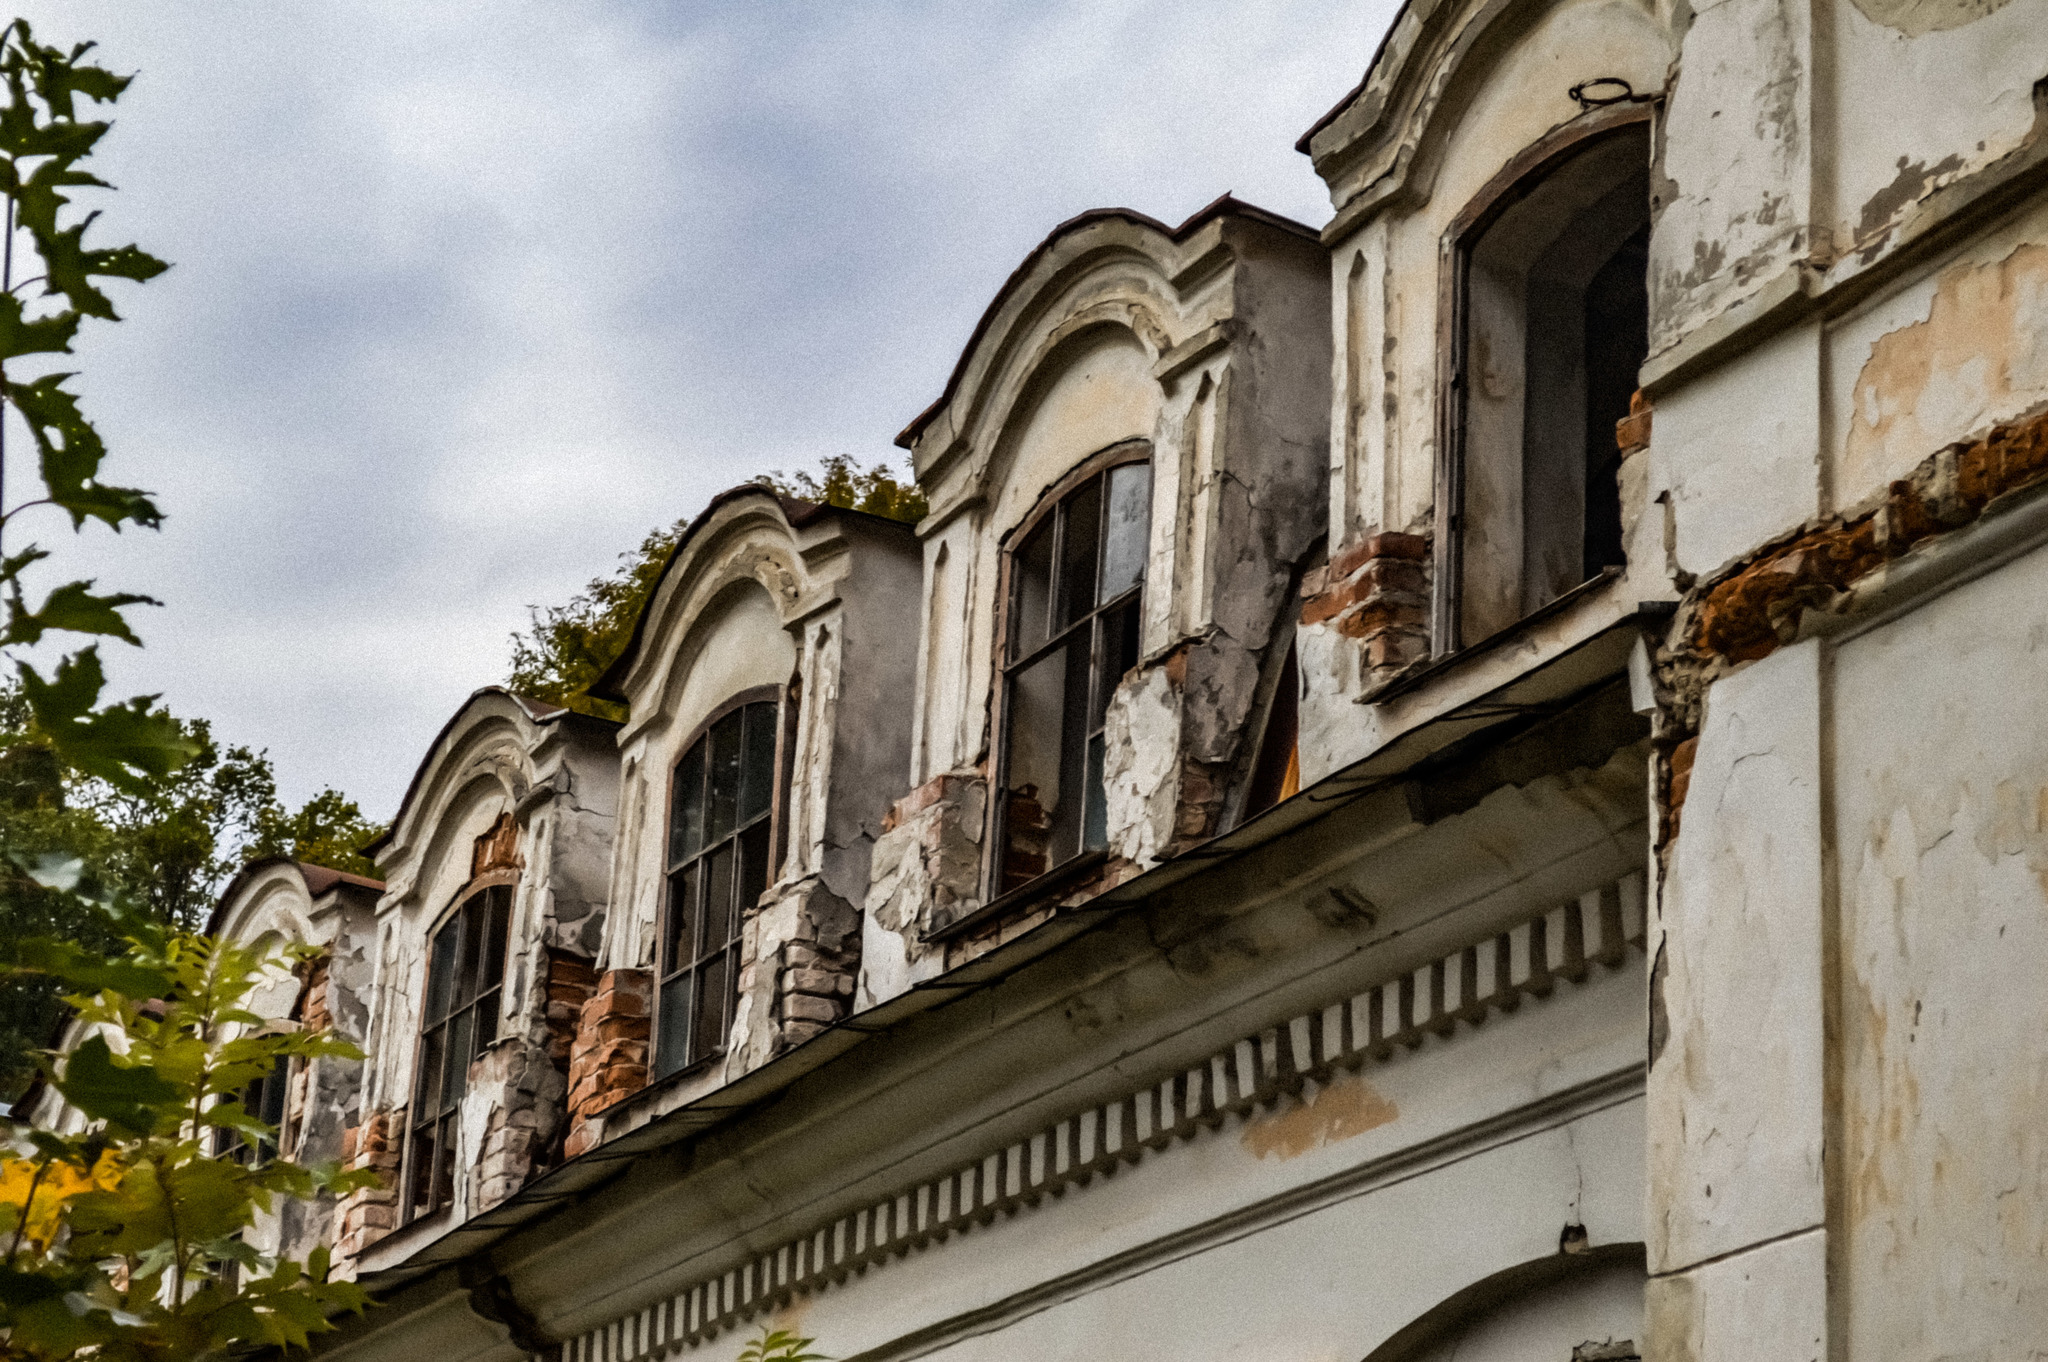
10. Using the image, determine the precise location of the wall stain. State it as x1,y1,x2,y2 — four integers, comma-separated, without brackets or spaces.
1240,1074,1398,1160
1849,0,2016,36
1844,241,2048,497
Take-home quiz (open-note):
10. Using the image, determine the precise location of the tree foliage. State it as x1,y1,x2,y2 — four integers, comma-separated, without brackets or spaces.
0,21,190,795
0,680,385,1102
508,456,925,721
0,29,388,1357
1,904,373,1359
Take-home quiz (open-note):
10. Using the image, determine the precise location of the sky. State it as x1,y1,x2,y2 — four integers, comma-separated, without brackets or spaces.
10,0,1400,820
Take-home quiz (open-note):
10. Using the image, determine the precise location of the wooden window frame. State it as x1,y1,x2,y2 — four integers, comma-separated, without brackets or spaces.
1432,103,1653,655
651,685,788,1081
401,878,513,1223
982,440,1153,904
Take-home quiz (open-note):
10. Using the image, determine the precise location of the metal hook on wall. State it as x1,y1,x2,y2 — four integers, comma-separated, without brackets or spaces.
1569,76,1658,109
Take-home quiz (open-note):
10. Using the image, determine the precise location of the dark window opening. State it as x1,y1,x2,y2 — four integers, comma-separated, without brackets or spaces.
656,699,777,1079
405,882,510,1221
1447,122,1650,650
214,1055,290,1166
995,457,1151,896
1242,642,1301,820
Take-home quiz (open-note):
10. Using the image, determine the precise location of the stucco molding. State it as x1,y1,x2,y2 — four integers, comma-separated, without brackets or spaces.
553,872,1648,1362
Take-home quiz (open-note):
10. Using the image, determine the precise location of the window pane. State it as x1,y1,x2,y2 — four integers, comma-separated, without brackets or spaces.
259,1058,289,1128
1004,643,1071,846
474,988,500,1050
1099,462,1151,604
1010,517,1056,660
656,974,692,1079
691,950,731,1065
707,710,742,845
415,1025,445,1116
738,702,777,827
409,1126,437,1215
671,741,707,865
1051,639,1091,865
1092,597,1142,728
455,899,482,1009
432,1114,456,1210
1083,732,1108,853
702,841,737,953
664,864,700,976
443,1008,473,1109
481,886,509,991
1058,478,1103,632
425,919,458,1024
738,818,771,915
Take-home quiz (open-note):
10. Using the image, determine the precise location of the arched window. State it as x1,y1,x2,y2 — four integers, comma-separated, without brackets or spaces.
1440,116,1650,651
405,883,510,1220
656,697,780,1078
993,451,1152,897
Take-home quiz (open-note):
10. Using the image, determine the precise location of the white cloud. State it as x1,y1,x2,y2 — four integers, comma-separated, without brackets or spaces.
7,0,1396,819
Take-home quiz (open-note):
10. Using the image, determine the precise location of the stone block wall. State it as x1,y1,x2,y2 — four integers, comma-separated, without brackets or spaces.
564,968,651,1158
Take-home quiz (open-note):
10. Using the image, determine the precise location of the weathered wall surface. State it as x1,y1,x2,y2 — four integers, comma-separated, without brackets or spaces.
1829,536,2048,1358
1829,200,2048,515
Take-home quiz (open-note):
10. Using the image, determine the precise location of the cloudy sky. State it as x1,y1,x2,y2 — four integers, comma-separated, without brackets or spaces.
12,0,1397,819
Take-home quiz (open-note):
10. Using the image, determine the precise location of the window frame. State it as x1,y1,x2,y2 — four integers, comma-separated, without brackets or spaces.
651,685,788,1081
213,1054,291,1166
1432,103,1653,655
983,440,1154,905
401,878,513,1224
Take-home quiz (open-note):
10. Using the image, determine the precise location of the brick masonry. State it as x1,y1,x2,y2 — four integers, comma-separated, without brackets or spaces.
1300,531,1431,674
564,968,651,1159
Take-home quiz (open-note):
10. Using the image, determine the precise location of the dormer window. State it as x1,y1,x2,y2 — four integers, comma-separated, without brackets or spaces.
656,696,779,1078
405,882,510,1221
993,450,1152,896
1440,118,1649,650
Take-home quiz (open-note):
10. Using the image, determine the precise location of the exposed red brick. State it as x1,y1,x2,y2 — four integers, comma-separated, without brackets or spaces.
1690,406,2048,667
561,968,652,1157
1615,389,1652,455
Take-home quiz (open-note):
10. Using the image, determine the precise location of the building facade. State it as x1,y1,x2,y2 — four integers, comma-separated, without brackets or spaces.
191,0,2048,1357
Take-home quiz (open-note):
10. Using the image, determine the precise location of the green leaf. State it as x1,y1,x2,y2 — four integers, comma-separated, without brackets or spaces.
6,372,163,531
6,578,159,646
20,647,199,790
0,290,80,358
53,1034,179,1135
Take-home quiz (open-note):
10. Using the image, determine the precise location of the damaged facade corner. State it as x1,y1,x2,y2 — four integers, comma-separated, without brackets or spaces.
18,3,2048,1357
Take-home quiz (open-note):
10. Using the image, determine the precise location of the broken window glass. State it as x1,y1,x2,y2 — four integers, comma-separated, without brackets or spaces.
656,700,780,1079
996,454,1152,896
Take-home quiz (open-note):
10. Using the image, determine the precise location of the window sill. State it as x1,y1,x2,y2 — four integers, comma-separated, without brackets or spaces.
922,848,1110,945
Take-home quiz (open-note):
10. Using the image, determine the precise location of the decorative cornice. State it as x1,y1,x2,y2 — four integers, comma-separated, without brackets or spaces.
554,872,1647,1362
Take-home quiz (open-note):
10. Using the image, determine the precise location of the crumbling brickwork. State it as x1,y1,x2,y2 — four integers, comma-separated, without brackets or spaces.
336,1107,404,1255
1299,531,1430,676
731,877,862,1070
563,968,650,1158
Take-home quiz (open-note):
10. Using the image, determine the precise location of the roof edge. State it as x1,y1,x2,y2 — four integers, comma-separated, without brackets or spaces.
893,193,1318,452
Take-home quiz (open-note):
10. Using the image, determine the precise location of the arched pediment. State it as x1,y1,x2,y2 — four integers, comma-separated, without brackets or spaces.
897,197,1316,505
591,489,822,737
1300,0,1672,231
367,688,556,889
